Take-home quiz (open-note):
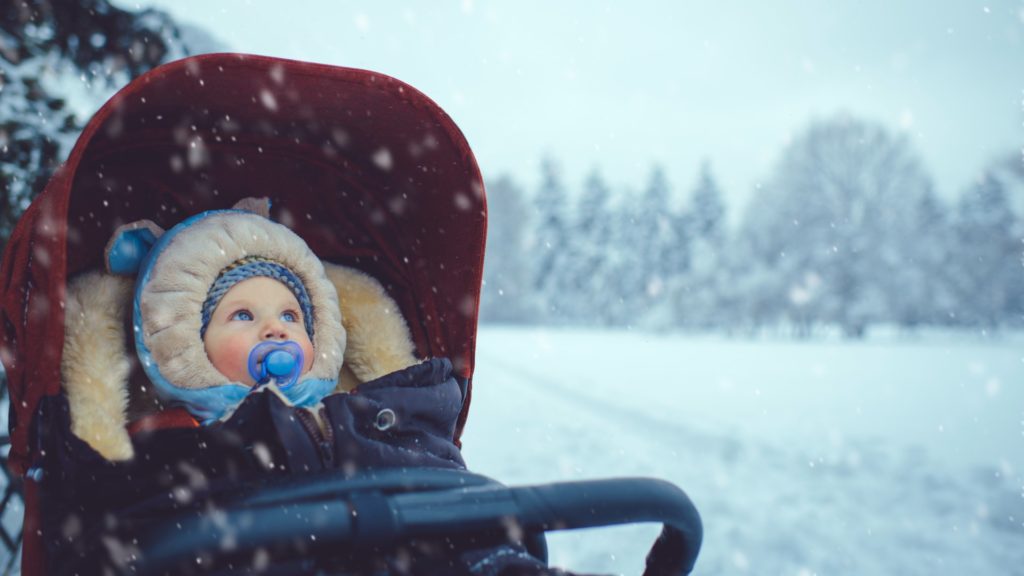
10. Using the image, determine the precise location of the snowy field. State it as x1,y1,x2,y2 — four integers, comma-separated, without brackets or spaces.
461,327,1024,575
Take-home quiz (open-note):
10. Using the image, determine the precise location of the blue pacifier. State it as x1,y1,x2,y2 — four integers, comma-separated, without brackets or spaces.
247,340,305,389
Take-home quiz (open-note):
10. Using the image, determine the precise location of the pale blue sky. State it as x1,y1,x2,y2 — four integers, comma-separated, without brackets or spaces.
127,0,1023,212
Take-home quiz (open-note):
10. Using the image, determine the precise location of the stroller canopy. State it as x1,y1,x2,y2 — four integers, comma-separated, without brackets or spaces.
0,53,486,474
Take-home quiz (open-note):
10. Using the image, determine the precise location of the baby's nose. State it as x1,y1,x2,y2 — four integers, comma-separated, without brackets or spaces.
262,320,287,340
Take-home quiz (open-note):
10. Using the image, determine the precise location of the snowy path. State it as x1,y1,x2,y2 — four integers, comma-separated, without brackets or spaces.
461,327,1024,575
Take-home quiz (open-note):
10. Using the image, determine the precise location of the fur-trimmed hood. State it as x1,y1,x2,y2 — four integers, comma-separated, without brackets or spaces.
106,199,347,423
104,198,346,422
63,200,419,461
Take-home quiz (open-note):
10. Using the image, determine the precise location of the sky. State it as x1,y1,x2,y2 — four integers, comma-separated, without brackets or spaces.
124,0,1024,214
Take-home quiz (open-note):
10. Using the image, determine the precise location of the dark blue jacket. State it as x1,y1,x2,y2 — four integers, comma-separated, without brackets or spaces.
38,357,467,573
248,356,467,475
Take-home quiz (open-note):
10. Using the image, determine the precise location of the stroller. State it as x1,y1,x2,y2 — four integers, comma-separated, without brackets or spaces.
0,53,701,575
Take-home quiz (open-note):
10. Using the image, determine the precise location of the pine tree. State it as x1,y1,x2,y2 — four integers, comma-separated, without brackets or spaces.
531,156,572,321
679,161,728,329
689,160,726,242
989,154,1024,324
0,0,186,248
480,175,533,323
950,173,1023,328
629,165,674,329
563,168,614,324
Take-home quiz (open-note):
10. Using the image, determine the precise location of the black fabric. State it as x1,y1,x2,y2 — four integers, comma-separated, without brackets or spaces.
459,544,558,576
35,357,466,574
326,357,466,473
458,544,609,576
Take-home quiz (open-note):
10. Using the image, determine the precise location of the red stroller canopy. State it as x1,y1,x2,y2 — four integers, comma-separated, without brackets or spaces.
0,53,487,475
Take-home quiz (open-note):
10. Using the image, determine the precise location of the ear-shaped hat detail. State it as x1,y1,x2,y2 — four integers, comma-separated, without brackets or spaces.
103,198,268,277
231,196,271,218
104,220,165,276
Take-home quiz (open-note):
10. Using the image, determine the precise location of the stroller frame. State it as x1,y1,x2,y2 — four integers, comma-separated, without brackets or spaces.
0,53,701,575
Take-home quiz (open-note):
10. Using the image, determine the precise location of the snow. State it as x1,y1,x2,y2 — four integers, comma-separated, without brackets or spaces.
461,326,1024,575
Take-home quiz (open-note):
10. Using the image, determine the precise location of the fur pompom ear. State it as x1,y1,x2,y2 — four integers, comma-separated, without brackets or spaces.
322,262,418,389
105,220,164,276
232,197,271,217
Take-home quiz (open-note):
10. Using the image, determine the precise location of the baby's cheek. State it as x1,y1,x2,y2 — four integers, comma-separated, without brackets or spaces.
209,336,256,384
226,342,255,379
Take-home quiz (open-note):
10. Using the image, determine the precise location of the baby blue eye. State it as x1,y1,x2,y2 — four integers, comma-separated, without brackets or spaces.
230,310,254,321
281,310,298,323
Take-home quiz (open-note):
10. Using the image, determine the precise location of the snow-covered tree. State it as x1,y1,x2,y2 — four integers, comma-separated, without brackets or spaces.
689,160,726,242
988,153,1024,221
738,114,936,337
883,189,956,328
0,0,188,248
987,153,1024,287
677,161,729,329
949,172,1024,328
626,165,676,329
734,185,811,335
480,175,534,323
562,168,616,325
530,156,573,320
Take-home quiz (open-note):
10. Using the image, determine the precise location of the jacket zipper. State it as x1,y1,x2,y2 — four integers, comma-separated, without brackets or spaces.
295,407,334,467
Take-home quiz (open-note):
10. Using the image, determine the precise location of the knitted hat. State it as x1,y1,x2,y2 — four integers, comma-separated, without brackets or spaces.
200,256,315,341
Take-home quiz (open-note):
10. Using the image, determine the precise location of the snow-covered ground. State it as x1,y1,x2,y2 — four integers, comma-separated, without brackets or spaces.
461,327,1024,575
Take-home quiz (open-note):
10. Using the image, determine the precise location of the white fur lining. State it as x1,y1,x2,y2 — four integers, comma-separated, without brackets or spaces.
62,262,418,461
323,263,418,389
62,272,135,460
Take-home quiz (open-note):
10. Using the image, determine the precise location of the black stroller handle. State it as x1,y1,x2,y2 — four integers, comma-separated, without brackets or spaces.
392,477,703,575
131,470,702,576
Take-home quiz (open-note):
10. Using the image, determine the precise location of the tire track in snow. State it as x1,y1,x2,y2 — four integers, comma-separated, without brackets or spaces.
476,349,1024,574
476,351,744,460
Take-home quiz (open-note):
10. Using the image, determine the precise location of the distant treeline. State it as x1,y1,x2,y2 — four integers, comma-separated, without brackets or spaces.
481,116,1024,336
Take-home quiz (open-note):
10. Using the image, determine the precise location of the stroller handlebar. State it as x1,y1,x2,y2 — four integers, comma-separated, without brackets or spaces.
392,478,702,575
131,470,702,576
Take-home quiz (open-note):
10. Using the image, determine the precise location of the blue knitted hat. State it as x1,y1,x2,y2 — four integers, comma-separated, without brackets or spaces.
200,256,315,340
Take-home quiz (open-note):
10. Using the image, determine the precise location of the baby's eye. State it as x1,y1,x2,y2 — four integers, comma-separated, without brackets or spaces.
230,309,254,321
280,310,299,323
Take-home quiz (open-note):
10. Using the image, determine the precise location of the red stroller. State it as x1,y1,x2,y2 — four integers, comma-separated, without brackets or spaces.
0,53,701,575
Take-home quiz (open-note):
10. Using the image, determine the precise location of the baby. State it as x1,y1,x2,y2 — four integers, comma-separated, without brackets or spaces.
115,197,348,425
64,197,438,464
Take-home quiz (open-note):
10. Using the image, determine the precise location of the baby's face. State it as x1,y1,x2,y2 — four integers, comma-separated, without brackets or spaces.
203,276,315,386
